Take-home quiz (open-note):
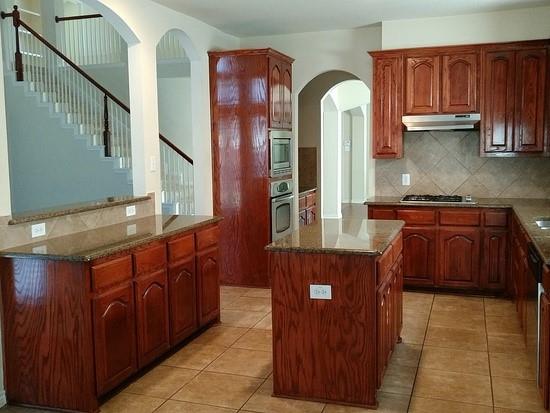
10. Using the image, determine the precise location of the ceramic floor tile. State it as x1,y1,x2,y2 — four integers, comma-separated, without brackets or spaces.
220,309,267,328
494,409,539,413
484,298,518,317
220,286,253,297
220,294,238,309
205,347,272,378
323,392,409,412
124,365,198,398
403,292,433,315
486,315,523,335
162,343,227,370
400,324,427,345
424,325,487,351
408,397,493,413
413,368,493,406
191,326,248,347
379,363,417,396
488,333,527,354
223,296,271,313
490,352,536,380
155,400,237,413
242,379,325,413
388,342,422,368
403,310,430,327
253,313,272,330
243,288,272,299
428,310,485,332
100,393,164,413
232,328,273,352
171,371,263,409
492,376,546,413
432,294,485,314
419,346,490,376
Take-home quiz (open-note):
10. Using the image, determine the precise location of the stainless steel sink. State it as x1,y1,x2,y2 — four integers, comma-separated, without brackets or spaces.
535,218,550,229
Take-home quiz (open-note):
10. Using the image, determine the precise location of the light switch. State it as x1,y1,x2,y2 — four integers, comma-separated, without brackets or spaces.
402,173,411,186
127,224,137,236
310,284,332,300
126,205,136,217
31,222,46,238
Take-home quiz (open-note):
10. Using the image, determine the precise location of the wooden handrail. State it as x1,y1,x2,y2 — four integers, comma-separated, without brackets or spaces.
1,6,194,165
55,13,102,23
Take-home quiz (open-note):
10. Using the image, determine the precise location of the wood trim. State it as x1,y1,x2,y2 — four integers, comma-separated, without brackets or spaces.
55,13,102,23
208,48,295,63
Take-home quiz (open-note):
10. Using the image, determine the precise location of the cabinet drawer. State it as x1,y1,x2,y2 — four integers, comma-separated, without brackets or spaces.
92,255,133,292
377,246,393,285
370,208,396,220
484,210,508,227
167,234,195,263
196,226,219,251
134,243,167,276
439,210,481,226
306,192,316,207
299,196,306,210
397,209,436,225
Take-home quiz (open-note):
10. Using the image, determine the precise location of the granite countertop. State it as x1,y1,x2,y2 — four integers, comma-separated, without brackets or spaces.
364,196,550,265
0,215,222,262
266,218,404,256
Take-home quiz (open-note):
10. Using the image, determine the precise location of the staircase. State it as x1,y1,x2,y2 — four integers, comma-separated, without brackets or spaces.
1,5,195,214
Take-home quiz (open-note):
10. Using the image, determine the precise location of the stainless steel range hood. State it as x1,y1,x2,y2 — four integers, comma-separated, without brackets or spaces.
402,113,481,131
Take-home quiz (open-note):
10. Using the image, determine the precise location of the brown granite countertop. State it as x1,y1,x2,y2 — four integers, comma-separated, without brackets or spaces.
8,195,152,225
266,218,404,256
0,215,222,262
364,197,550,265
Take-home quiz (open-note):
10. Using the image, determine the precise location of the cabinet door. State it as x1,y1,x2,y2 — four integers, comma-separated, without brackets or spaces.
269,59,283,129
376,282,388,388
482,50,516,153
442,53,478,113
514,48,547,153
481,229,508,291
135,270,170,368
197,248,220,326
540,293,550,408
373,56,403,158
282,63,292,130
405,55,440,114
169,258,197,346
438,227,481,288
402,227,437,287
93,283,137,396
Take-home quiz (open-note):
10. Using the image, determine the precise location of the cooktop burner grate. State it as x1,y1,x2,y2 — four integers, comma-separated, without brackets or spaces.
401,194,472,203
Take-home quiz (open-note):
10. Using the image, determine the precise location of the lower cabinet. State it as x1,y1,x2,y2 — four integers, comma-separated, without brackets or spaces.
438,227,481,288
481,228,508,290
93,282,137,395
540,292,550,409
169,257,197,346
402,227,436,286
135,269,170,368
197,247,221,326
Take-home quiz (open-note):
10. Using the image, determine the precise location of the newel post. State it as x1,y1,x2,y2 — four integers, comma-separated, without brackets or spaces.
103,94,111,157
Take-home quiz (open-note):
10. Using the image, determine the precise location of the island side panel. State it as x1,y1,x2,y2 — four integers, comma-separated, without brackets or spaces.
270,251,378,408
0,258,97,413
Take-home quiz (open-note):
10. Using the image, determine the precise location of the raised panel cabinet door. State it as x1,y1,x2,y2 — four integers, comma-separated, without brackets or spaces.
168,258,197,346
135,270,170,368
402,227,437,287
540,293,550,408
438,227,481,288
376,283,388,388
405,55,440,114
282,63,293,129
482,50,516,153
197,248,221,326
93,282,137,396
481,229,508,291
372,56,403,158
442,53,478,113
514,48,547,153
269,58,283,129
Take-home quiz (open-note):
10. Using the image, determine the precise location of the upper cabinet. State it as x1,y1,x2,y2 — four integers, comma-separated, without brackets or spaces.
269,57,293,130
481,43,548,156
370,39,549,159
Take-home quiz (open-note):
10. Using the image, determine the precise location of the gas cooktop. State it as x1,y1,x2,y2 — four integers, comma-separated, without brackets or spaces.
400,194,476,204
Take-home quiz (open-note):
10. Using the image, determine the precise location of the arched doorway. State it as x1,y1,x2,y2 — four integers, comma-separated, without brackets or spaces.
298,71,372,220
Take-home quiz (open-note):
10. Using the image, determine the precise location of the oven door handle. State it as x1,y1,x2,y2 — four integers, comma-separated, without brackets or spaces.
272,194,294,204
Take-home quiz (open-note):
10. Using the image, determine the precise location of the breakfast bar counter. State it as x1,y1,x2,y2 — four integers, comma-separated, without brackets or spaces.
266,218,404,408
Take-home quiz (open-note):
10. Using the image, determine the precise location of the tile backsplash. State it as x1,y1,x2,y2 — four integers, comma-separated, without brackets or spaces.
375,131,550,199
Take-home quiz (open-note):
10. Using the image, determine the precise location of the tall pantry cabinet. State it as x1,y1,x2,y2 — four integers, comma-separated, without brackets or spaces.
209,49,294,287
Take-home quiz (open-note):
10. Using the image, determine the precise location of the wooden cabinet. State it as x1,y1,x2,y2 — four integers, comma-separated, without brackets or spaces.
481,228,508,290
93,282,137,395
371,55,403,158
438,227,481,288
168,258,197,345
442,53,478,113
135,269,170,368
269,58,293,130
540,292,550,409
402,227,437,286
482,44,548,155
282,63,293,129
299,189,317,226
197,247,220,326
405,55,440,114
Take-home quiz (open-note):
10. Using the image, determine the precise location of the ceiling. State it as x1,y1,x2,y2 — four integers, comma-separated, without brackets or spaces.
152,0,550,37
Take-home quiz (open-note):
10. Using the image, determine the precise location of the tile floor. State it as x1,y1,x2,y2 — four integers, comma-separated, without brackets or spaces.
0,288,544,413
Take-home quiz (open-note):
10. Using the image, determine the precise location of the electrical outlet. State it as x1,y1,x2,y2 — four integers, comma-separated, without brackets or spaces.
31,222,46,238
402,173,411,186
309,284,332,300
127,224,137,236
126,205,136,217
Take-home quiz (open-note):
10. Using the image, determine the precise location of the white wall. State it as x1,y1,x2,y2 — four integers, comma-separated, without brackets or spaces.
341,110,352,203
382,6,550,49
321,94,340,219
0,27,10,217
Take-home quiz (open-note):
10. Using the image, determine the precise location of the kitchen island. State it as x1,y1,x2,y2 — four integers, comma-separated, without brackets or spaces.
266,218,404,408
